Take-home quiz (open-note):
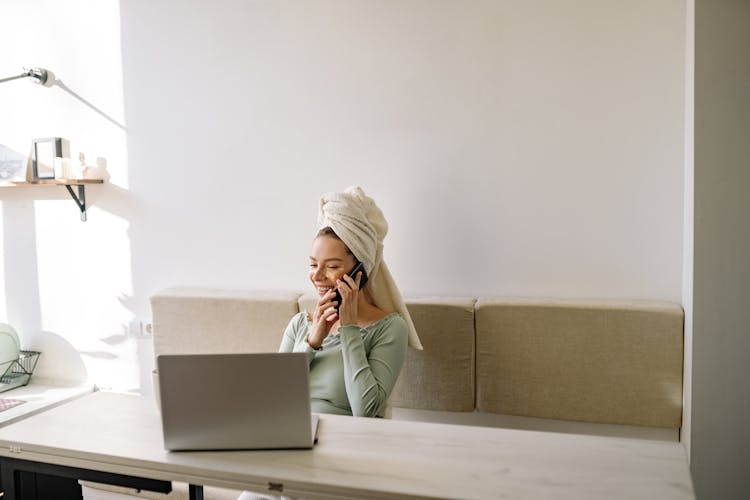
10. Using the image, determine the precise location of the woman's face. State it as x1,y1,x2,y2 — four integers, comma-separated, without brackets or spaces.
309,236,356,297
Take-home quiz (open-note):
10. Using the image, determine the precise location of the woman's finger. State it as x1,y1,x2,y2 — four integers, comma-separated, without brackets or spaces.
341,273,359,290
324,306,338,321
319,299,337,309
336,275,352,299
314,299,334,321
317,293,337,310
317,289,335,306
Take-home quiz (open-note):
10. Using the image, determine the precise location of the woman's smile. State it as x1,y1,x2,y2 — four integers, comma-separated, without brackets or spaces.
309,235,354,296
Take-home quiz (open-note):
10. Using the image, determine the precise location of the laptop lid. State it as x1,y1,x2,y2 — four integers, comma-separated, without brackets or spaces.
157,353,318,451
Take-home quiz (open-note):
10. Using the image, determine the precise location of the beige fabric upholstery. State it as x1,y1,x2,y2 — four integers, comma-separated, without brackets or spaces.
151,287,301,356
297,293,317,317
390,297,476,412
150,288,685,432
475,298,684,428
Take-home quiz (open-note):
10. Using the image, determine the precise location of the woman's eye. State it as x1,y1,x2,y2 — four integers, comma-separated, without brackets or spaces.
327,266,339,270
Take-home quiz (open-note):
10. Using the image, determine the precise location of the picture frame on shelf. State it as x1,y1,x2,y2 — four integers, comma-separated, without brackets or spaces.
31,137,69,181
31,138,55,180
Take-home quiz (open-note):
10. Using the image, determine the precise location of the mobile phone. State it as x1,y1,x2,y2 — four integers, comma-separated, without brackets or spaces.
334,261,368,312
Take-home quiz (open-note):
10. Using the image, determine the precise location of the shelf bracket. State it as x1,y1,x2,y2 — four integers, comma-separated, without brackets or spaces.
64,184,88,221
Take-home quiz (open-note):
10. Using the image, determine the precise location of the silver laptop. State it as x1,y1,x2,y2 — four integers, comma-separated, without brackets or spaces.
157,353,319,451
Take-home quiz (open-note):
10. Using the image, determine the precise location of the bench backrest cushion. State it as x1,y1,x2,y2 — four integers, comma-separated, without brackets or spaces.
391,297,476,412
151,287,300,356
475,298,684,428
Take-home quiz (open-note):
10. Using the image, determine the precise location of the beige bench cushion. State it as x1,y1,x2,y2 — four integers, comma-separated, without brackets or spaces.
151,288,300,356
297,293,317,316
391,297,476,412
475,298,684,428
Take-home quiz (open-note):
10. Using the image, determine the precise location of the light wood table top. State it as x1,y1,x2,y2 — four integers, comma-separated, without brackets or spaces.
0,379,93,427
0,391,694,499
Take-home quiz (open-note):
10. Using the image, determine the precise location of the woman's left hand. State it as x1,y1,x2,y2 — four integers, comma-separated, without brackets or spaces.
337,271,362,327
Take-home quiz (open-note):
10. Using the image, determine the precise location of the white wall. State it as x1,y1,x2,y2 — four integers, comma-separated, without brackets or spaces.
0,0,686,394
691,1,750,498
0,0,137,389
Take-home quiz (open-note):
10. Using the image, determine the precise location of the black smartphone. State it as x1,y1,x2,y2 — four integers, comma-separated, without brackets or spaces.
334,261,368,312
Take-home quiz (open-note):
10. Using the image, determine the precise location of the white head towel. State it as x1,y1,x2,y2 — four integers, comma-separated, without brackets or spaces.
318,186,423,350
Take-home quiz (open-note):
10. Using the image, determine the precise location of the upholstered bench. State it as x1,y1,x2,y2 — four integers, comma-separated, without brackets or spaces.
149,288,682,430
82,288,684,499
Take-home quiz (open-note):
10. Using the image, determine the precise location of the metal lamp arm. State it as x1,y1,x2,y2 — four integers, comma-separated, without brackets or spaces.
0,67,51,86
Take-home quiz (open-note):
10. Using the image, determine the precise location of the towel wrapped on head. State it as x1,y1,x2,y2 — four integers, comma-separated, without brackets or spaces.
318,186,423,350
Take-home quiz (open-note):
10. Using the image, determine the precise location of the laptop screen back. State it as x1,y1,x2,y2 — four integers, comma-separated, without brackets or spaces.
157,352,314,451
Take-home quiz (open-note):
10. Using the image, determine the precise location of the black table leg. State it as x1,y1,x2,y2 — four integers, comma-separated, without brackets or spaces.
189,484,204,500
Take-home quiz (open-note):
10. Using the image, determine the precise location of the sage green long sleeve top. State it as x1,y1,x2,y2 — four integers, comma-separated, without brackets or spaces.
278,311,408,418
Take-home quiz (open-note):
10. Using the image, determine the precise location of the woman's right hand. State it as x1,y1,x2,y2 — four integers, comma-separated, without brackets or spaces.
307,289,338,349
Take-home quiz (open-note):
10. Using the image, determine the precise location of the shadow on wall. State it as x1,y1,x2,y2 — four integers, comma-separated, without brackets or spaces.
1,167,90,385
52,78,127,132
27,331,88,383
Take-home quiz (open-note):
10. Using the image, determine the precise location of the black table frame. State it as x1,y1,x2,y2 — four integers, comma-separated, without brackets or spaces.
0,457,206,500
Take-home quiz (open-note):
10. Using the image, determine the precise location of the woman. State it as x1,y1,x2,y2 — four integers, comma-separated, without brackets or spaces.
280,186,422,417
238,187,422,499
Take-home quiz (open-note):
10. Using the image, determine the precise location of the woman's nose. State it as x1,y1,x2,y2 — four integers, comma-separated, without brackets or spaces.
312,267,325,280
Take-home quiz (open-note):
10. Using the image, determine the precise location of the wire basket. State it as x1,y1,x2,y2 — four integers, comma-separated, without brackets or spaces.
0,350,41,392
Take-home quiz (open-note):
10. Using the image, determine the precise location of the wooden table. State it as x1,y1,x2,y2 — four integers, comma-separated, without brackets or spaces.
0,379,93,428
0,391,694,499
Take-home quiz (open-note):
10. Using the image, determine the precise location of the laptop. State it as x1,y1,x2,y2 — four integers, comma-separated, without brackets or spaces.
156,353,319,451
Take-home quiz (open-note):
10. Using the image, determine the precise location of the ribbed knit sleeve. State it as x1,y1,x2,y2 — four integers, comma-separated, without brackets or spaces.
338,315,408,417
